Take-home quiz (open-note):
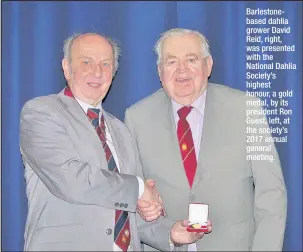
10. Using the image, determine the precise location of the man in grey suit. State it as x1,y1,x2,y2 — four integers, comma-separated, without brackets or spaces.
20,32,211,251
125,28,287,251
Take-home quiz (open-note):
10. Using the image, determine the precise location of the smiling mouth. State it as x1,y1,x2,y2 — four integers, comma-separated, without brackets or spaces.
88,82,101,88
175,77,192,83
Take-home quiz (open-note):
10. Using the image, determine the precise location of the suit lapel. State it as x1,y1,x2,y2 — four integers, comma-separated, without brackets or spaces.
192,84,227,189
57,90,97,136
159,93,191,191
58,88,129,174
57,90,107,165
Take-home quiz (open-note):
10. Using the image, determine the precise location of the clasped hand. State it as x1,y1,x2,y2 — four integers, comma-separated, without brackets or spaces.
137,179,164,221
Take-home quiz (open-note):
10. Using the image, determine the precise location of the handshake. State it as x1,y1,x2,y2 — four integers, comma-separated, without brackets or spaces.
137,179,165,221
137,180,212,245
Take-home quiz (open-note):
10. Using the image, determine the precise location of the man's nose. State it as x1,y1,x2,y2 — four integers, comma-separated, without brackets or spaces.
177,61,188,72
92,64,103,78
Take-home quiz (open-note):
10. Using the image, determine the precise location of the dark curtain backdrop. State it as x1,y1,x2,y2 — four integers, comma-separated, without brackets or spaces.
2,1,302,251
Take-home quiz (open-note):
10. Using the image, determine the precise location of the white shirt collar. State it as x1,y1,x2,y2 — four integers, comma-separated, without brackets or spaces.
75,97,103,114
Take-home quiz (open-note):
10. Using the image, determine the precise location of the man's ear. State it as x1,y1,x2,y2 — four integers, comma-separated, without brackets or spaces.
62,58,71,80
206,56,213,77
157,64,162,78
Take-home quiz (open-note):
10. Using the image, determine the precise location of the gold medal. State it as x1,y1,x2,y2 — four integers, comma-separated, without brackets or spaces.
182,143,187,151
124,229,129,237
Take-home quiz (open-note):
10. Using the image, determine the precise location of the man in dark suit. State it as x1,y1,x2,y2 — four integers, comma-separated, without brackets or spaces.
125,28,287,251
20,32,211,251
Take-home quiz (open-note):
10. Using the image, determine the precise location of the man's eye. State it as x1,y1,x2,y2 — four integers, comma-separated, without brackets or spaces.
188,58,196,63
102,62,110,67
167,60,176,65
83,60,90,64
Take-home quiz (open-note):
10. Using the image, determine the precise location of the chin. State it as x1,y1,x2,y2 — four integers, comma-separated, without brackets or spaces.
176,91,194,98
82,94,100,104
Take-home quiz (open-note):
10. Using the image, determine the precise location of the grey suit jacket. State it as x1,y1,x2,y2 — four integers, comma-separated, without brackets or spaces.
20,89,174,251
125,83,287,251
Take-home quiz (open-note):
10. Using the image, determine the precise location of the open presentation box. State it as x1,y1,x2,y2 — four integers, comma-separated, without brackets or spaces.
187,203,209,232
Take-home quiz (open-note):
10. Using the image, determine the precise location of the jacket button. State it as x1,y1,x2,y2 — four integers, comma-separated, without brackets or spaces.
124,203,128,208
106,228,112,235
115,202,119,207
120,203,124,208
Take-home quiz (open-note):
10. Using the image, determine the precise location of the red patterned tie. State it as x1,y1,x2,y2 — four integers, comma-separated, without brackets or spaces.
177,106,197,188
64,87,130,251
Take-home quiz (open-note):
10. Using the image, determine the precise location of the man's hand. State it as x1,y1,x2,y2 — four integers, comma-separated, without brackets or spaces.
137,179,163,221
170,220,212,245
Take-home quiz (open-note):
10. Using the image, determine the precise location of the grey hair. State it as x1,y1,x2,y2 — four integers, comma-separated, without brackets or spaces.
63,32,121,76
154,28,211,65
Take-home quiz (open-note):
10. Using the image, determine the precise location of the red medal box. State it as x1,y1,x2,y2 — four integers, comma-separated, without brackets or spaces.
187,203,209,232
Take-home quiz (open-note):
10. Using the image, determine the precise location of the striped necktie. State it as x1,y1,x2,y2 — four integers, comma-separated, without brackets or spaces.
177,106,197,188
87,108,131,252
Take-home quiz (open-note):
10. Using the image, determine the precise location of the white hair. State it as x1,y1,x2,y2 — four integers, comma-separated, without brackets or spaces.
63,32,121,76
154,28,211,65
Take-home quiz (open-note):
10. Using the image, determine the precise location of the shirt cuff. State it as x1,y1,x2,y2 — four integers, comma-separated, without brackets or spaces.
136,176,144,199
169,234,175,251
169,233,183,250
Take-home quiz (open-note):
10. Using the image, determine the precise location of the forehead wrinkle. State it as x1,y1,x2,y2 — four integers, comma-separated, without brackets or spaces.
186,53,198,57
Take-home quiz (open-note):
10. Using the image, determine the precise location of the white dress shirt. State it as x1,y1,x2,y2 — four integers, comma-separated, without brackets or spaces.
171,90,207,251
75,98,144,251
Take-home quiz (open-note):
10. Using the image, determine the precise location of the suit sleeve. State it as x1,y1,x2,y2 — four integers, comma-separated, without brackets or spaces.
125,109,187,252
247,100,287,250
20,98,139,212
